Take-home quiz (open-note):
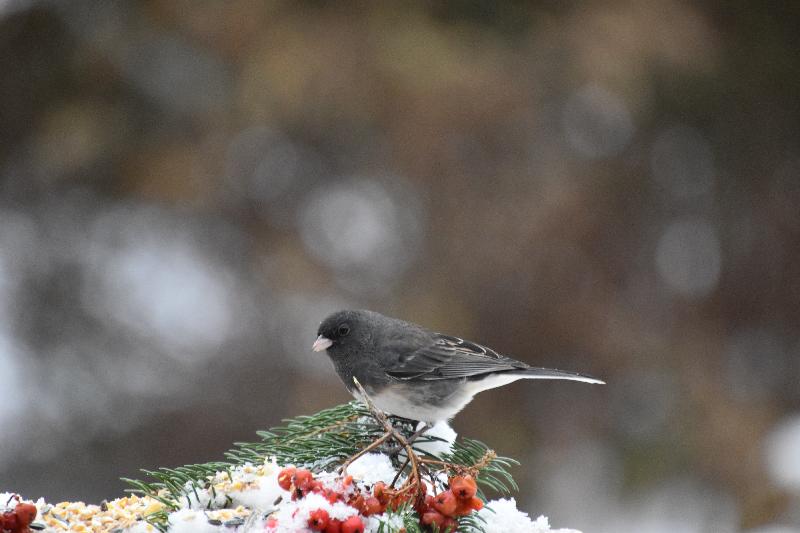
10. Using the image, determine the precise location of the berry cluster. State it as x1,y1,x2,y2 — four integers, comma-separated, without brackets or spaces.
274,466,484,533
417,475,483,532
1,496,37,533
275,466,366,533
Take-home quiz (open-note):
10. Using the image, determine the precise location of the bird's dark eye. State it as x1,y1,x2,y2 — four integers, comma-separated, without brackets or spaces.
337,324,350,337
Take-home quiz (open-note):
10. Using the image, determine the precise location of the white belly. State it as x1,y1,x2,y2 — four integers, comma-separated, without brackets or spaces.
356,374,526,422
371,387,469,422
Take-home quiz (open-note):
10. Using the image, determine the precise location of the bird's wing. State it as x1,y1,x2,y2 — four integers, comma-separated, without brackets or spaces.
385,333,529,380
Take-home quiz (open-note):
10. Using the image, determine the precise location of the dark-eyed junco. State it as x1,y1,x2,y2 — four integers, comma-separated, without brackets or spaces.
313,309,604,423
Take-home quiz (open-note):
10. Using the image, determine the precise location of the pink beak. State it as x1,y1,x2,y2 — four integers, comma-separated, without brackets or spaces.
312,335,333,352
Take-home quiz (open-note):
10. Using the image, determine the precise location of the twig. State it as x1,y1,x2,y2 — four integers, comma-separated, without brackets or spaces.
339,431,394,474
418,449,497,477
350,378,421,494
390,455,411,488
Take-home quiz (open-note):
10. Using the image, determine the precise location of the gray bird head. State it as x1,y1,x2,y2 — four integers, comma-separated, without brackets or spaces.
313,309,375,360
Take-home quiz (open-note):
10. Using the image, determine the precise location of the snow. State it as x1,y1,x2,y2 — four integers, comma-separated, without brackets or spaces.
365,512,404,532
414,420,457,456
227,460,284,511
2,430,585,533
271,491,360,532
479,498,582,533
2,474,584,533
345,452,399,486
127,522,159,533
167,509,224,533
179,482,227,510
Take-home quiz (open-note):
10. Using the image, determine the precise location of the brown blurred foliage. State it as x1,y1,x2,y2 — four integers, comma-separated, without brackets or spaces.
1,1,799,531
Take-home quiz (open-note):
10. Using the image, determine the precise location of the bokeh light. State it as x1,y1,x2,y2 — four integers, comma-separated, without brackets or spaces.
655,217,721,298
765,415,800,493
562,84,634,159
299,176,424,294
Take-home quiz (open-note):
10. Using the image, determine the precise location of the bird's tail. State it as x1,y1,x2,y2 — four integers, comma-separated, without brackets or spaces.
516,367,605,385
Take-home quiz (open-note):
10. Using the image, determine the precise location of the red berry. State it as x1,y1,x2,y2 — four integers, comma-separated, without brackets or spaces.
389,491,411,510
372,481,388,503
455,494,484,516
308,509,330,530
2,512,19,531
14,502,37,526
415,493,434,515
265,517,279,529
362,496,383,516
340,515,365,533
421,510,445,527
467,496,484,511
324,489,340,504
450,475,478,500
342,475,354,488
294,469,313,490
347,493,365,512
441,517,459,532
324,519,342,533
278,467,296,491
433,490,458,517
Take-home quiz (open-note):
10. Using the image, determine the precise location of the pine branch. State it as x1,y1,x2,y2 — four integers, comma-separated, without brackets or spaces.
123,401,519,532
442,439,520,497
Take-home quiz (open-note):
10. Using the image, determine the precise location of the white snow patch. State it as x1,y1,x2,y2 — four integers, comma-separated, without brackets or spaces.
480,498,582,533
346,453,398,486
271,491,359,532
167,509,223,533
366,512,405,532
414,421,457,456
179,484,226,510
126,522,160,532
228,462,284,511
2,453,583,533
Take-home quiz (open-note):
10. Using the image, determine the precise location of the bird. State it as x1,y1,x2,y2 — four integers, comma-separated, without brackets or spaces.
312,309,604,423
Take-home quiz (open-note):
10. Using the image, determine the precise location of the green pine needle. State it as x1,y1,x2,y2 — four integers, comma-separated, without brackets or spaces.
123,401,518,532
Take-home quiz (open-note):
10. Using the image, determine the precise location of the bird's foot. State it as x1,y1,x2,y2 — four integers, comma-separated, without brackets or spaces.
343,378,425,498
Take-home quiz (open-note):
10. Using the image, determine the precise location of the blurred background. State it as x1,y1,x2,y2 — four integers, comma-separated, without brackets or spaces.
1,1,799,531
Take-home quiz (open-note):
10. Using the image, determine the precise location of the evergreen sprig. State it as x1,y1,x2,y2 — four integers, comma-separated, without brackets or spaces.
123,401,518,532
440,438,520,497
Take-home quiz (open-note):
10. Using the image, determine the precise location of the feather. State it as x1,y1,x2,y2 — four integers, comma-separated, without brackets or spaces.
385,332,603,384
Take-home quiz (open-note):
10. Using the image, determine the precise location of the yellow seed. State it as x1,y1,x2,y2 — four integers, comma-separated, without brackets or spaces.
142,501,160,514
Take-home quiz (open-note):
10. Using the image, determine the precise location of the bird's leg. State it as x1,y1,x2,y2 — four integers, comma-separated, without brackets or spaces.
350,378,422,496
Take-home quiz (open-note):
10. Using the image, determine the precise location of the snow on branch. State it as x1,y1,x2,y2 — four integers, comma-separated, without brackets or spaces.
1,400,582,533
